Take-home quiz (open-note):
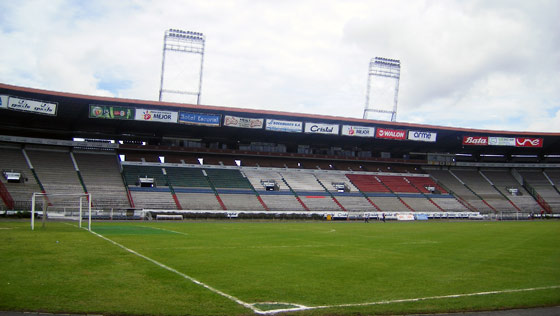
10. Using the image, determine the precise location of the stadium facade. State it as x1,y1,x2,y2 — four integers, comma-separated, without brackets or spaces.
1,83,559,219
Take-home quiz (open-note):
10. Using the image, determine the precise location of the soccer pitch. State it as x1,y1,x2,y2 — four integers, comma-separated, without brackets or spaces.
1,220,559,315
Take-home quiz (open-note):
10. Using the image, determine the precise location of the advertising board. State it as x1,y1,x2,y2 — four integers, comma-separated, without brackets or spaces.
135,109,178,123
376,127,407,140
178,112,221,126
341,125,375,137
488,137,516,146
515,138,543,148
90,105,135,120
408,130,437,142
8,96,57,116
462,136,488,146
223,115,264,129
304,122,339,135
265,119,302,133
0,95,8,109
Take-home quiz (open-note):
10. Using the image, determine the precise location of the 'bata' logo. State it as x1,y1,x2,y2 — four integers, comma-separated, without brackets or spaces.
515,138,543,148
463,136,488,145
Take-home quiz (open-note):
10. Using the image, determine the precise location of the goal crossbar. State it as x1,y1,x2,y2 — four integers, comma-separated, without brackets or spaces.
31,193,92,231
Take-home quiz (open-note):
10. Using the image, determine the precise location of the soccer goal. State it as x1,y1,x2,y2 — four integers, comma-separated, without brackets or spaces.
31,192,92,231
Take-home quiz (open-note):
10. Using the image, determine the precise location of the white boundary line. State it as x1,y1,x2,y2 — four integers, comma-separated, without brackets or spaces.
255,285,560,314
87,229,259,314
138,225,189,236
83,225,560,315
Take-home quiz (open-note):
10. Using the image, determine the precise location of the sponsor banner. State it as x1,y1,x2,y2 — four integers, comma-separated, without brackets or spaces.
0,95,8,109
397,214,415,221
488,137,516,146
265,119,302,133
135,109,178,123
462,136,488,146
304,122,339,135
178,112,221,126
376,127,407,140
8,96,57,116
408,130,437,142
223,115,264,129
90,105,135,120
516,138,543,148
341,125,375,137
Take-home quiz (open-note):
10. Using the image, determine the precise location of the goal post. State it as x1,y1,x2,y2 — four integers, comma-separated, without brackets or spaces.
31,193,92,231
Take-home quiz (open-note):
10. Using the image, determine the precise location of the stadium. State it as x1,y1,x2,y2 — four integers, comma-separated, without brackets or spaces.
1,82,559,315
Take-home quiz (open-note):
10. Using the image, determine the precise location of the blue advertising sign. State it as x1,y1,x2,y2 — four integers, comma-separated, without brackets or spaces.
178,112,221,127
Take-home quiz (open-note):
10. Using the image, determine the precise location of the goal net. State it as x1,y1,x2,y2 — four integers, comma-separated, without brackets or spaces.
31,192,92,231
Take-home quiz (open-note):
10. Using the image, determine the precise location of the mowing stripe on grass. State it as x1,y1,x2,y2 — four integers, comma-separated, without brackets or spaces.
87,228,259,314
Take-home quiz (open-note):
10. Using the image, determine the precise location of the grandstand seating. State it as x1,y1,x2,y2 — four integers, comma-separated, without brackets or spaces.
517,169,560,212
258,193,304,211
206,168,253,189
219,193,265,211
346,174,390,193
280,171,325,192
166,167,210,188
378,176,417,193
129,189,177,210
370,196,412,212
174,192,221,210
74,152,130,209
0,146,41,209
243,168,288,192
122,164,167,188
427,169,494,213
25,149,84,210
481,169,540,212
314,172,359,193
334,196,376,211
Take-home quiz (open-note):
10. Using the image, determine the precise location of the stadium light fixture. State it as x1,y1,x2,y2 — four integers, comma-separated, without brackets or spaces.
158,28,206,104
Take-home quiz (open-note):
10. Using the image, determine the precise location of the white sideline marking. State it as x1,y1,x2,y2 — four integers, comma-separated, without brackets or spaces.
138,225,189,236
87,229,259,314
254,285,560,314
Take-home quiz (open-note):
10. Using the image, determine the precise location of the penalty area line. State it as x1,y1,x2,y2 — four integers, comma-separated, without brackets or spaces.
86,228,258,314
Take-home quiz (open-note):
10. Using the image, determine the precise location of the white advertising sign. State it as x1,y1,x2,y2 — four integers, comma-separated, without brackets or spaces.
265,119,303,133
0,95,8,109
224,115,264,129
341,125,375,137
7,97,57,116
135,109,178,123
304,122,339,135
488,137,516,146
408,130,437,142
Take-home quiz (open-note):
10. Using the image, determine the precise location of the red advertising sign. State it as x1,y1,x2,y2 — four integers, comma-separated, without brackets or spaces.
462,136,488,146
515,138,543,148
376,128,407,140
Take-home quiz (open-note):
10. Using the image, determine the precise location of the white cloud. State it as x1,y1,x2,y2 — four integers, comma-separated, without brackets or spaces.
0,0,558,132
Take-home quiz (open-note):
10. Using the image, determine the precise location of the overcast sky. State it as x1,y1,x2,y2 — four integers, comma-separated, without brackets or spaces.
1,0,559,132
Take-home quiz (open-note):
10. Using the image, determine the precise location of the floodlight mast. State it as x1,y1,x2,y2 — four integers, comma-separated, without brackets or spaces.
363,57,401,122
158,29,205,104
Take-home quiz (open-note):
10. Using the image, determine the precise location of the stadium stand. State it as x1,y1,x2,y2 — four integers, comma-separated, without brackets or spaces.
25,148,85,210
0,145,41,209
480,169,540,212
427,169,494,213
517,169,560,212
73,152,130,209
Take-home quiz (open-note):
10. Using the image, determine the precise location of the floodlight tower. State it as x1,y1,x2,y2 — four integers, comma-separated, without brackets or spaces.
363,57,401,121
158,29,205,104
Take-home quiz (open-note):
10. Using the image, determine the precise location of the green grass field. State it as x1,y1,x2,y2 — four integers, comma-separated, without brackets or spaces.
1,219,559,315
